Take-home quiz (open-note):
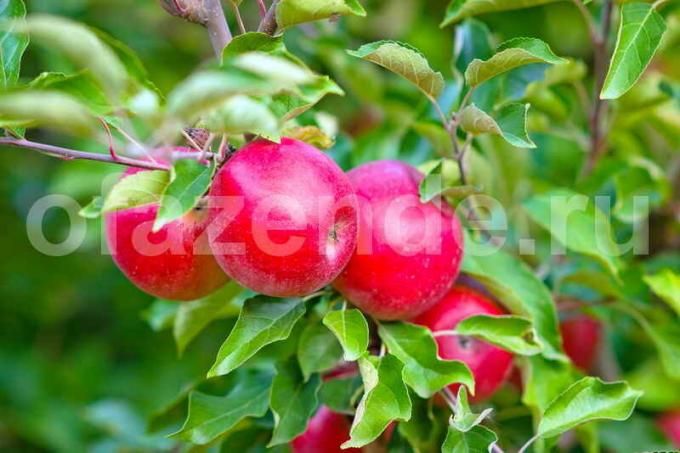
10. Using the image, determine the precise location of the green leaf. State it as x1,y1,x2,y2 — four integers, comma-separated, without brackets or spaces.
626,360,680,411
17,14,127,98
642,320,680,380
0,0,28,88
451,387,493,432
343,354,412,448
79,195,104,219
398,394,447,451
171,373,272,445
208,296,306,377
153,159,213,232
442,424,498,453
600,3,666,100
268,359,321,446
536,377,642,439
142,300,179,332
200,95,280,140
456,314,543,355
222,32,286,59
173,282,244,355
643,269,680,316
348,40,445,99
465,37,566,87
269,75,344,121
319,375,362,413
523,189,622,279
442,0,561,26
282,125,335,150
522,355,577,413
0,90,97,135
462,234,565,361
322,308,369,361
29,71,113,117
297,321,343,380
378,322,474,398
413,122,454,155
460,103,536,148
276,0,366,30
454,19,493,75
102,170,170,213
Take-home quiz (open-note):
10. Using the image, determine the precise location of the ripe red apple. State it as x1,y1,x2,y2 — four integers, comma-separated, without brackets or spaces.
332,160,464,320
207,138,358,297
560,315,602,372
291,406,359,453
413,285,514,402
658,409,680,448
105,156,229,301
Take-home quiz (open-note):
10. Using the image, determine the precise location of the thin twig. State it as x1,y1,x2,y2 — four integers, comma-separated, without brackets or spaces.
98,118,118,160
230,1,247,34
257,0,279,35
256,0,267,17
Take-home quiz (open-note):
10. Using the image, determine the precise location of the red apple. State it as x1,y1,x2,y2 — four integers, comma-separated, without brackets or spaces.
105,156,229,301
413,285,514,402
207,138,358,297
658,409,680,448
560,315,602,372
291,406,359,453
332,160,464,320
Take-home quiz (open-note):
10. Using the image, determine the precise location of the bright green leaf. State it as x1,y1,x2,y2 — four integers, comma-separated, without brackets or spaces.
460,103,536,148
522,355,577,413
276,0,366,29
442,0,561,26
269,75,344,121
451,387,493,432
601,3,666,100
322,308,369,361
200,95,280,141
442,424,498,453
208,296,306,377
643,269,680,316
29,71,113,117
297,321,343,380
465,37,566,87
456,314,543,355
282,125,335,149
269,359,321,446
0,0,28,88
101,170,169,213
79,195,104,219
348,40,445,99
142,300,179,332
378,322,474,398
537,377,642,439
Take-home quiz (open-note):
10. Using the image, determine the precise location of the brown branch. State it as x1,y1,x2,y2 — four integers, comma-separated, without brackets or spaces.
256,0,267,17
160,0,232,57
257,0,279,35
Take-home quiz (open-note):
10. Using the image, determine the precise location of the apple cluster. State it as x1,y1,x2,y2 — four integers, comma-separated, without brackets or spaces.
103,138,626,451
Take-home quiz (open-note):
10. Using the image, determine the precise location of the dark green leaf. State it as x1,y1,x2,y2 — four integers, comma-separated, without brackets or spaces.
269,360,321,446
454,19,493,75
208,296,306,377
276,0,366,29
456,314,543,355
102,170,170,213
222,32,286,59
322,308,369,361
0,0,28,88
601,3,666,100
522,355,578,414
297,321,343,380
442,0,561,26
343,354,412,448
319,375,362,413
378,322,474,398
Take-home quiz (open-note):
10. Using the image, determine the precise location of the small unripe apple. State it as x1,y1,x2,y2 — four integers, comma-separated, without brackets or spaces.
413,285,514,402
332,160,464,320
208,138,358,297
657,409,680,448
291,406,359,453
105,160,228,301
560,315,602,372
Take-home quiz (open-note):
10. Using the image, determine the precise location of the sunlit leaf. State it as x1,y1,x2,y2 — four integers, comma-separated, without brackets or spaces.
276,0,366,29
442,0,561,26
442,424,498,453
102,170,169,213
200,95,280,140
644,269,680,316
460,103,536,147
29,71,113,117
456,314,543,355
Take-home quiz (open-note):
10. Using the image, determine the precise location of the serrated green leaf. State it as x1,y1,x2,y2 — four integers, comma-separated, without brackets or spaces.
643,269,680,316
456,314,543,355
348,40,445,99
79,195,104,219
208,296,306,377
269,359,321,446
378,322,474,398
0,90,98,135
451,387,493,432
276,0,366,29
29,71,113,117
523,189,622,279
537,377,642,439
442,424,498,453
342,354,412,448
442,0,561,26
200,95,280,141
297,321,343,380
0,0,28,89
460,103,535,148
16,14,127,98
322,308,369,361
170,373,272,444
601,3,666,100
465,37,566,87
173,282,244,355
153,159,213,232
102,170,170,213
222,32,286,59
462,234,565,361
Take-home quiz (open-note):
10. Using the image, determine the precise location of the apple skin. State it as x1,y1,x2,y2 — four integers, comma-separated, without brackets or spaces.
105,162,229,301
658,409,680,448
207,138,358,297
560,315,602,372
332,160,464,320
291,406,359,453
413,285,514,402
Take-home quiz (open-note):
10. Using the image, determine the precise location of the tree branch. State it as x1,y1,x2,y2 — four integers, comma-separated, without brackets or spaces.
160,0,232,57
257,0,279,35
